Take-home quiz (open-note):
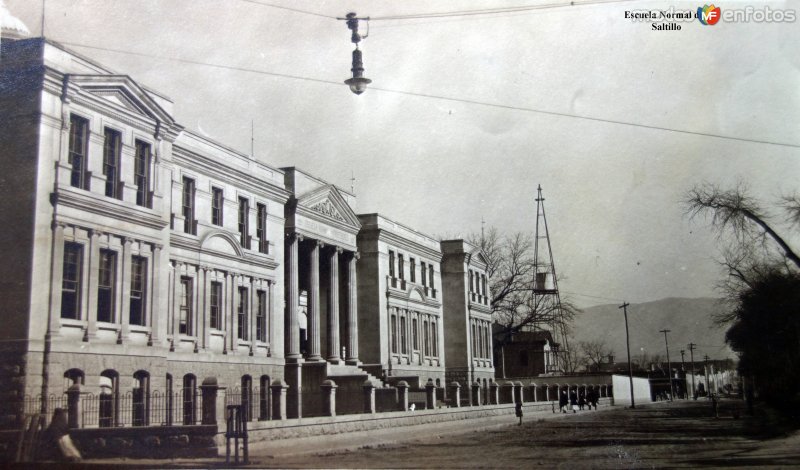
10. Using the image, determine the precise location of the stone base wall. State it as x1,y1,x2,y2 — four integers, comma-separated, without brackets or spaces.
69,424,218,459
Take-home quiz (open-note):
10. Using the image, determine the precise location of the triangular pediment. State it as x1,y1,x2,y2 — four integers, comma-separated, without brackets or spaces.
470,249,490,269
68,75,175,126
297,184,361,229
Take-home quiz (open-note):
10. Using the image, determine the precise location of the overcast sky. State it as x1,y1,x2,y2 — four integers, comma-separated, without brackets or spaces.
6,0,799,308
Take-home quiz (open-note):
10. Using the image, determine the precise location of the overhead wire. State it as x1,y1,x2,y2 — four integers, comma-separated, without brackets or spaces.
368,0,635,20
57,41,800,150
235,0,336,19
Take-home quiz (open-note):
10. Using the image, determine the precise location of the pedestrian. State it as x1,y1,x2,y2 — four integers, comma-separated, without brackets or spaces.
570,389,578,413
578,391,586,411
591,390,599,410
559,390,568,413
515,401,523,425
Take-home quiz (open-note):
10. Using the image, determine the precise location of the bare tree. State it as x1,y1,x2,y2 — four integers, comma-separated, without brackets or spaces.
468,228,579,356
685,182,800,322
579,340,614,371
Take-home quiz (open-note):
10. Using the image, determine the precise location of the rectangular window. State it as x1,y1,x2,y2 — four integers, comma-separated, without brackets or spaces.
400,316,407,355
482,274,487,296
209,281,222,330
238,197,250,249
428,264,434,288
410,258,416,283
256,290,267,342
182,177,196,235
237,287,248,340
388,251,395,278
68,115,89,189
412,318,418,350
469,271,474,293
256,203,268,254
61,242,83,319
102,128,121,198
97,249,116,323
421,264,427,287
134,140,152,208
211,187,224,226
391,314,398,354
423,321,430,357
398,255,405,280
179,277,192,335
129,256,147,326
432,321,438,357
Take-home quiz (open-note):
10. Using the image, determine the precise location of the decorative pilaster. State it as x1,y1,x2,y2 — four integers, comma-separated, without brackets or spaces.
307,240,322,361
285,233,301,360
346,252,359,364
327,247,342,362
84,230,101,341
48,223,66,336
202,266,212,350
150,244,163,345
119,237,133,342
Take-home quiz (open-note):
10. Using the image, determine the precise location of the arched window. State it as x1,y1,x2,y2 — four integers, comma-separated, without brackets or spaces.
132,371,150,426
241,375,253,422
63,369,85,389
259,375,270,421
99,370,119,428
183,374,197,425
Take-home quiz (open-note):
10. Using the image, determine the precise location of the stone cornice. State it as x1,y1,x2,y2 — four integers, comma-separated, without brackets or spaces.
53,186,167,231
172,147,290,204
364,228,443,262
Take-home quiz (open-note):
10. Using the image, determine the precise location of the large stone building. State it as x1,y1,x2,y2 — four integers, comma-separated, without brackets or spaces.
0,35,496,427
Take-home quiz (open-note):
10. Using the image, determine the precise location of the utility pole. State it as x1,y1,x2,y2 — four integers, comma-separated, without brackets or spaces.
659,329,674,401
680,350,686,399
704,354,710,398
687,343,697,399
619,302,635,409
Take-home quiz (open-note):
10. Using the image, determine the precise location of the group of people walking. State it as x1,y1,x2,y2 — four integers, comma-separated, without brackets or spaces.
559,388,598,413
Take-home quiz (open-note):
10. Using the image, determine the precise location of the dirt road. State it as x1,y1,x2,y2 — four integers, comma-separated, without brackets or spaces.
251,400,800,469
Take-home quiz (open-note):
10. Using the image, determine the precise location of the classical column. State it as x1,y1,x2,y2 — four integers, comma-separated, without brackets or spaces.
327,247,342,362
85,230,101,340
48,223,66,336
346,252,359,364
231,273,240,352
307,240,322,361
285,234,301,360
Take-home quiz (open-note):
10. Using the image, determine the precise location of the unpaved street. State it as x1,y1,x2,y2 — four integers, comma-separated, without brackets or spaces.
251,400,800,469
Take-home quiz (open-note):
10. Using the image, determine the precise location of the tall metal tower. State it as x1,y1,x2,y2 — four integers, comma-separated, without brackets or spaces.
531,185,571,373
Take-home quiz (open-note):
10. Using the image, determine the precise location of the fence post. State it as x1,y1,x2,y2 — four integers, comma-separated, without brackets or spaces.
472,381,482,406
321,380,337,417
514,381,524,403
423,378,436,410
200,378,219,425
66,384,81,429
396,381,409,411
270,379,288,420
448,382,461,408
362,380,376,414
489,382,499,405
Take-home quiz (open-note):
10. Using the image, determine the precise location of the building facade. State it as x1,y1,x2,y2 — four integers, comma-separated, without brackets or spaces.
0,36,497,426
441,240,495,404
357,214,446,389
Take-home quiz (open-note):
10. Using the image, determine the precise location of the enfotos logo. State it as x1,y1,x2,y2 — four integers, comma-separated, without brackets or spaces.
697,4,721,25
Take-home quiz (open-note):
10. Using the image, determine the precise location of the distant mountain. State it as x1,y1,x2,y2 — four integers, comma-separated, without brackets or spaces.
570,297,735,363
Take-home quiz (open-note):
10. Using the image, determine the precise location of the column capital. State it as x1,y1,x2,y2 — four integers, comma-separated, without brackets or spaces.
287,232,304,243
351,251,360,261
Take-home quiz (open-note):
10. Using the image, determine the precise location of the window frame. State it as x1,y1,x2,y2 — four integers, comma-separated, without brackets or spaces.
211,187,224,226
179,277,193,336
102,127,122,198
96,248,117,323
129,255,147,326
68,114,89,190
61,242,84,320
182,177,196,235
134,140,152,208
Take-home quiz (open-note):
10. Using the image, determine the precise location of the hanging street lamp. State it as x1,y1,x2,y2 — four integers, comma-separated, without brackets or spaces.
340,12,371,95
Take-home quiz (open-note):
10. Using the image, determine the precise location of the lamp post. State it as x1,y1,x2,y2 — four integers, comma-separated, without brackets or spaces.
341,12,372,95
